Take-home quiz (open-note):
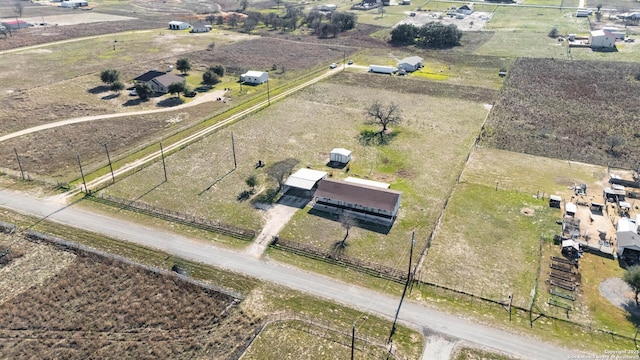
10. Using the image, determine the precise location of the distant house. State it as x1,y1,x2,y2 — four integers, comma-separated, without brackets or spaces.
240,71,268,85
191,24,211,33
320,4,337,11
590,30,615,49
133,70,166,84
1,19,30,29
397,56,423,72
617,217,640,258
602,27,625,40
60,0,89,8
148,73,185,94
313,178,402,226
456,4,474,15
168,21,190,30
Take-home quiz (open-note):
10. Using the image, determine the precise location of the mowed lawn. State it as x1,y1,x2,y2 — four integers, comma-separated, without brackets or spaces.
421,147,582,307
103,77,489,265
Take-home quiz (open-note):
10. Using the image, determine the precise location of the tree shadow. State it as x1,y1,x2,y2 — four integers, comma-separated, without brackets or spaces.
88,85,110,94
357,129,399,146
157,97,184,107
123,98,144,107
101,93,120,100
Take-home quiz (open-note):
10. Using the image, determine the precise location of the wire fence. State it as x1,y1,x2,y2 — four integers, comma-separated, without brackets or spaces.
87,193,256,241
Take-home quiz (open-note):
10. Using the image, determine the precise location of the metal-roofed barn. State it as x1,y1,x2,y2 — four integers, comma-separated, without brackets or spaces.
344,177,390,189
283,169,328,196
313,178,401,226
240,71,268,85
617,216,640,258
397,56,423,72
330,148,351,164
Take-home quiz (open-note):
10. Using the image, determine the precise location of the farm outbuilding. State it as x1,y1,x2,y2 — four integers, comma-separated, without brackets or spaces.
168,21,190,30
283,168,328,196
191,24,211,33
369,65,397,74
1,19,30,29
313,178,402,226
344,177,390,189
330,148,351,164
565,202,577,217
148,73,185,94
456,4,474,15
397,56,424,72
60,0,89,8
617,216,640,258
240,71,268,85
549,195,561,208
590,30,615,49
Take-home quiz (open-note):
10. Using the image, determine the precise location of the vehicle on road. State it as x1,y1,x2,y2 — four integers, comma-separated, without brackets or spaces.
185,91,197,98
348,60,354,65
330,63,337,69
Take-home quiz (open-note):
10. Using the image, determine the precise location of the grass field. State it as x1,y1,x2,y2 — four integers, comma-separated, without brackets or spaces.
482,58,640,169
101,74,489,265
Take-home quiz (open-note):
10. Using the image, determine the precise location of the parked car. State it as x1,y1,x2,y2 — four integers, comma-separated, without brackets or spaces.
185,91,197,98
347,60,354,65
329,63,338,69
129,89,137,96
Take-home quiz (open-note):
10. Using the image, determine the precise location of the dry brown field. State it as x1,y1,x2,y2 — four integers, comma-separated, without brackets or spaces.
0,235,257,359
482,58,640,169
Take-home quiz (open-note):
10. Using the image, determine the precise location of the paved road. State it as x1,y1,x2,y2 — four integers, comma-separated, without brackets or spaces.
0,189,586,359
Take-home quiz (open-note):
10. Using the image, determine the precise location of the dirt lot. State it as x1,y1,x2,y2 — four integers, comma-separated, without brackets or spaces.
482,58,640,169
0,236,257,359
396,11,493,32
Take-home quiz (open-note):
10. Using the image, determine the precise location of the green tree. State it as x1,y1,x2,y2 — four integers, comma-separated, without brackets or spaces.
240,0,249,11
548,27,558,38
623,266,640,307
100,69,120,85
365,100,402,135
176,58,191,75
202,70,220,86
246,175,258,190
110,81,124,93
210,64,225,77
182,85,192,97
390,23,417,45
135,83,153,101
417,22,462,48
228,14,240,28
168,82,186,98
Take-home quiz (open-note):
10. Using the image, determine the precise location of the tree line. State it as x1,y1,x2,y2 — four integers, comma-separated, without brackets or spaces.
390,22,463,48
205,6,357,38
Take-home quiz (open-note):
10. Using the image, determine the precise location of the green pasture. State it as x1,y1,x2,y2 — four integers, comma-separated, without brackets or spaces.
474,31,571,58
485,7,590,33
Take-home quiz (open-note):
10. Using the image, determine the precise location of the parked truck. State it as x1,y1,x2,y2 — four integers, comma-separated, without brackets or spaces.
369,65,397,74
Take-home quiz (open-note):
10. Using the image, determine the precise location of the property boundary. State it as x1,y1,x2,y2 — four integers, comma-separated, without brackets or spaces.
86,193,256,241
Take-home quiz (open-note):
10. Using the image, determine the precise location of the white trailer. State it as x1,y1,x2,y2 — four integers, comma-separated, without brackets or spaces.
369,65,397,74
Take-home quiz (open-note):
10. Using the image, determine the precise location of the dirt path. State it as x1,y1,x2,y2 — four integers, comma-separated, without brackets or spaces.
0,89,227,143
421,335,459,360
244,195,309,258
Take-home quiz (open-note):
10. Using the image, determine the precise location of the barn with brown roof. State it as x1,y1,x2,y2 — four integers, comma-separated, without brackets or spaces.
313,178,401,226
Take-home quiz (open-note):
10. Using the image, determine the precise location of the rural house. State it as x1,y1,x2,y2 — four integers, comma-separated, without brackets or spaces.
617,216,640,258
283,169,328,196
456,4,474,15
191,24,211,33
590,30,616,49
133,70,166,84
148,73,185,94
240,71,268,85
397,56,424,72
168,21,190,30
313,178,402,226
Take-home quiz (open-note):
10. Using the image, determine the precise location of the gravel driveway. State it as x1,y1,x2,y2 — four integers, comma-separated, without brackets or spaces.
600,277,640,316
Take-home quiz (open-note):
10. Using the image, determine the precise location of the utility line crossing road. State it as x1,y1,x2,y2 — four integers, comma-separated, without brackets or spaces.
0,189,583,360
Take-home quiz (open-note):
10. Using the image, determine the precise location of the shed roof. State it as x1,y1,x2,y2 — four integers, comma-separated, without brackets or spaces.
315,179,401,212
345,177,390,189
618,218,640,250
562,239,580,251
169,21,189,25
398,56,423,66
284,168,328,190
565,202,577,213
549,195,562,201
152,73,185,88
243,70,267,77
133,70,165,82
331,148,351,156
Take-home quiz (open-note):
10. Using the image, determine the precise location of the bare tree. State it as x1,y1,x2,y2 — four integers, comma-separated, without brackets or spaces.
338,213,357,249
606,135,624,153
365,100,402,136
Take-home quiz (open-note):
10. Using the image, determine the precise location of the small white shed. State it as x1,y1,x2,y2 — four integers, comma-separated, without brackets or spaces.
330,148,352,164
590,30,615,49
240,71,268,85
168,21,190,30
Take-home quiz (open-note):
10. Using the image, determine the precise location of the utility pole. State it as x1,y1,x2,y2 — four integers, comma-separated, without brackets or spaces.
104,143,115,184
388,232,415,345
267,80,271,105
13,148,24,180
231,133,237,169
160,142,168,182
343,49,346,70
77,155,87,194
351,321,355,360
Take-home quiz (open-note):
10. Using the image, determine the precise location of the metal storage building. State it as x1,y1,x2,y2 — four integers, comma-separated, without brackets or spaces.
330,148,351,164
240,71,269,85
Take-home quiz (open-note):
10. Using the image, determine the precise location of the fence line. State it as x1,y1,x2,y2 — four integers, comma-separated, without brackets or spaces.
87,193,256,241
